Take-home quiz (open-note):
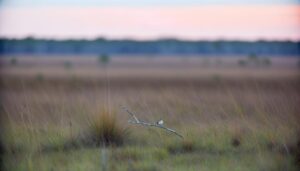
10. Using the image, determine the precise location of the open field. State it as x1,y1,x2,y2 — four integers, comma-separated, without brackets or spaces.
1,56,300,171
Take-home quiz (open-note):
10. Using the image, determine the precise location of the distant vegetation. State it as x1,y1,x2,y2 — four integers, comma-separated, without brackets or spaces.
0,38,299,56
35,73,44,82
98,54,110,65
10,57,17,66
63,61,73,69
238,54,272,67
238,59,247,66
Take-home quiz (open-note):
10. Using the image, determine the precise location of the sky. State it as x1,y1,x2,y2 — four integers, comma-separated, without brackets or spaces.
0,0,299,41
1,0,300,6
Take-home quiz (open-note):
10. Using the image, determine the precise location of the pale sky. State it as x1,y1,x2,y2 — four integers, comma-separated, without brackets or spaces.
0,0,299,40
1,0,299,6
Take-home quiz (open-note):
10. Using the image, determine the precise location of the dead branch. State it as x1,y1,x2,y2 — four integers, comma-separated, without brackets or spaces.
121,106,183,139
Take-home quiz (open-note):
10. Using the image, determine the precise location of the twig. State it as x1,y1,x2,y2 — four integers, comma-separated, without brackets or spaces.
283,142,290,156
122,106,139,123
121,106,184,139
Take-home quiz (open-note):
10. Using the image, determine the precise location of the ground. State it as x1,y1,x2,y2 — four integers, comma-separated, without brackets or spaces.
1,56,300,171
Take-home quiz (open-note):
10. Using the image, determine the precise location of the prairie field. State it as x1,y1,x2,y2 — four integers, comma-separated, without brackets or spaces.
1,56,300,171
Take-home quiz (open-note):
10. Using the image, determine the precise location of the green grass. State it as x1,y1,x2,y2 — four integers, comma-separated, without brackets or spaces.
3,121,299,171
3,145,297,171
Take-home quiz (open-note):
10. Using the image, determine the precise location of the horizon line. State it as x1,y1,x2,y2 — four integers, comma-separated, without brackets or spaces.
1,36,299,42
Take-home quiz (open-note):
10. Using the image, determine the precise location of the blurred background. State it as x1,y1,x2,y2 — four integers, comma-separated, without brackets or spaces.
0,0,300,171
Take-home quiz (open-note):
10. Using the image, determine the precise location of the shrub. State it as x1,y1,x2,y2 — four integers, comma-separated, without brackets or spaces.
98,54,110,65
238,59,247,67
247,53,261,66
248,53,258,61
35,73,44,82
231,137,241,147
10,57,18,66
262,58,271,66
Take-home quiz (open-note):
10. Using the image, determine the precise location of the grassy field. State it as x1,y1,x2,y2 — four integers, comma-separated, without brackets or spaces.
1,56,300,171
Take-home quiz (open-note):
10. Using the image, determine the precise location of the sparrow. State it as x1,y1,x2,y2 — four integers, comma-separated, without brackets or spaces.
157,119,164,125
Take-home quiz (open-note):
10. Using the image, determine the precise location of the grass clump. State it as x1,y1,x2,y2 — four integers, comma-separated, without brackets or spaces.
87,110,128,146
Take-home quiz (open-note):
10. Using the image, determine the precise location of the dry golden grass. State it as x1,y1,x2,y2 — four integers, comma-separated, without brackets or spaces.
1,56,300,171
87,109,127,146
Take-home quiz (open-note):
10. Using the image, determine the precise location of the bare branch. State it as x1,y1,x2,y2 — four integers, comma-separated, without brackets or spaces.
122,106,183,139
121,106,139,123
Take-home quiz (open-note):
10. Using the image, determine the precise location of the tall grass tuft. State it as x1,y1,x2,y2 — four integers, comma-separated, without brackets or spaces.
88,110,127,146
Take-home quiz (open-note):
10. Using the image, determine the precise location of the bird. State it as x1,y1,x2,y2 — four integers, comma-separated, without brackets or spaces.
157,119,164,125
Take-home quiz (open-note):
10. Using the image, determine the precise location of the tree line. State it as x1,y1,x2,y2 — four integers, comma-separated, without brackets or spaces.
0,38,299,56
